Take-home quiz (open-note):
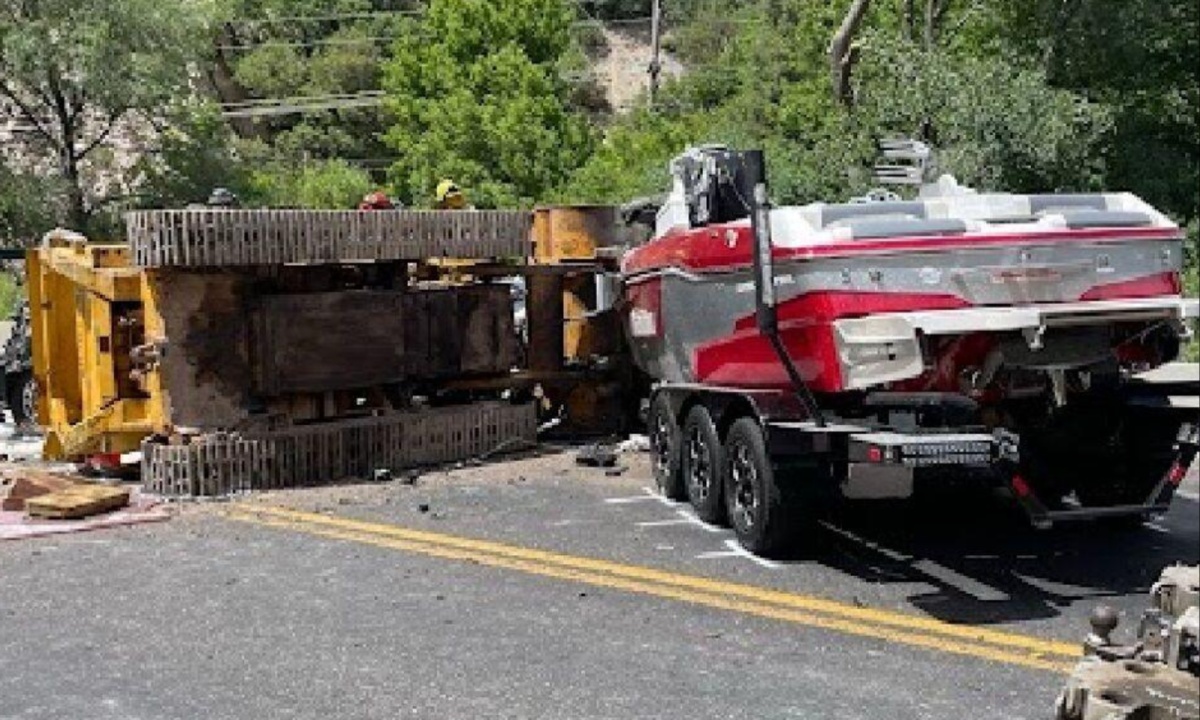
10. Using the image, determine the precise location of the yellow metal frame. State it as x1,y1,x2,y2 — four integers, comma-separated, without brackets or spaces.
25,206,626,457
28,231,165,459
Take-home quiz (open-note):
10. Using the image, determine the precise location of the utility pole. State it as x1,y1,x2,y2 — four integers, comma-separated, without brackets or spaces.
649,0,662,106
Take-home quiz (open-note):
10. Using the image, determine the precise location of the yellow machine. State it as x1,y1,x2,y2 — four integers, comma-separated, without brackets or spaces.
28,231,163,459
26,205,629,494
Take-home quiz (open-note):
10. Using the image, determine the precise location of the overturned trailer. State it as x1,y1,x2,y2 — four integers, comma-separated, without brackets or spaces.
623,147,1199,554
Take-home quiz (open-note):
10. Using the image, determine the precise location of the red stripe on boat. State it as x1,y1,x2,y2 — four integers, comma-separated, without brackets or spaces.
622,225,1179,276
1079,272,1182,300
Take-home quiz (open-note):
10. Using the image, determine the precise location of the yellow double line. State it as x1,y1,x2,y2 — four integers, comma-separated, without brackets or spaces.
227,504,1078,673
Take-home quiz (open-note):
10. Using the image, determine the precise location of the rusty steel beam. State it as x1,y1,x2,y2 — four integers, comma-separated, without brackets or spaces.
526,271,565,373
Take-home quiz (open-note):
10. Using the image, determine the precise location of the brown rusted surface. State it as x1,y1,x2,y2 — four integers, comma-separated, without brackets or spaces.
252,286,518,395
527,271,565,373
150,270,518,430
151,270,256,429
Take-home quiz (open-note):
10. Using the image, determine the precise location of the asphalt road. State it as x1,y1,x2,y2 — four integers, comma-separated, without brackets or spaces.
2,445,1197,720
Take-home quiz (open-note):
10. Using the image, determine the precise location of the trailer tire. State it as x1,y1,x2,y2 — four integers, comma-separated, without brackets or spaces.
6,370,37,427
649,394,686,501
682,405,725,525
723,417,791,557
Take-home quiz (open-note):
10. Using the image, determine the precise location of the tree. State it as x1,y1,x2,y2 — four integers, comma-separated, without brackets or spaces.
559,0,1109,206
382,0,595,207
212,0,409,162
976,0,1199,223
0,162,62,245
829,0,871,104
128,100,249,209
852,36,1111,194
246,158,374,208
0,0,212,231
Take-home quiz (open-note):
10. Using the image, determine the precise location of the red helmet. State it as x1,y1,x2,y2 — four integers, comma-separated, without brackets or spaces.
359,191,394,210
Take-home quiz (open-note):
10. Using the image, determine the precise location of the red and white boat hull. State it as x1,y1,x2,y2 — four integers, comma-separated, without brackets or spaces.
622,198,1196,394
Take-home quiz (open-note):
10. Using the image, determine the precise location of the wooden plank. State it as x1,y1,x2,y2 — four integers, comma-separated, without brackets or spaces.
1,471,78,511
25,484,130,519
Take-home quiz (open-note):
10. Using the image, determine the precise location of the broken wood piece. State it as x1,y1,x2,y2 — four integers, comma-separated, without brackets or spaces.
25,484,130,520
1,470,79,512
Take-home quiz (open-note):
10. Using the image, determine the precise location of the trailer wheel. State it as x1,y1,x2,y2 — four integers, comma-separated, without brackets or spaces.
648,394,685,500
6,370,37,427
724,417,790,556
681,406,725,524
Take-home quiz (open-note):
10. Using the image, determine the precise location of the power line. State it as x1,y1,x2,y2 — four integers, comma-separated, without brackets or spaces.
218,35,396,52
221,92,388,118
231,8,425,26
218,90,386,108
217,17,663,52
216,65,614,119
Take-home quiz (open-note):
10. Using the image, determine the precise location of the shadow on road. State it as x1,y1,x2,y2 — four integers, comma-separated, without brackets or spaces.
790,486,1198,626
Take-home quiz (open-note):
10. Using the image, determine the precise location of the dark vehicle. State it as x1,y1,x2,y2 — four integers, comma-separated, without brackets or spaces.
2,297,36,428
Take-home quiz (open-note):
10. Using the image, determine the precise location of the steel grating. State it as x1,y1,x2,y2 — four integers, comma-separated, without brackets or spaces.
126,209,533,267
141,402,536,497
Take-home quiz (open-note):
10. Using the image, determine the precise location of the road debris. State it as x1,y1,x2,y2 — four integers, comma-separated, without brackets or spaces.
617,434,650,453
0,469,76,511
25,484,130,519
576,443,618,467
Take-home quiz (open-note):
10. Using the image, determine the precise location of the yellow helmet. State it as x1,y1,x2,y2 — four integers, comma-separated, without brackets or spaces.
435,179,466,209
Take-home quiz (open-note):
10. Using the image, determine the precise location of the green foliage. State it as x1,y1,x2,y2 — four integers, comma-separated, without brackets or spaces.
0,164,62,244
852,36,1111,194
133,101,251,208
217,0,406,171
559,1,1116,207
0,0,214,229
1183,222,1199,361
382,0,595,207
971,0,1199,222
247,159,375,209
0,271,19,319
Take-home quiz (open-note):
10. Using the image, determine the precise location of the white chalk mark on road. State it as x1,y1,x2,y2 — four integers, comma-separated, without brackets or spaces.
604,487,679,507
698,539,782,570
637,518,693,527
820,521,1009,601
637,508,726,534
911,560,1010,602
